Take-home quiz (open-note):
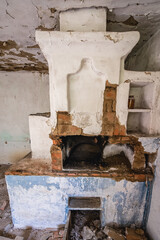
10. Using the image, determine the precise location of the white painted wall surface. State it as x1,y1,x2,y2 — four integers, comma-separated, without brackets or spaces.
36,31,139,128
29,115,52,161
0,71,49,164
60,7,107,32
68,58,106,134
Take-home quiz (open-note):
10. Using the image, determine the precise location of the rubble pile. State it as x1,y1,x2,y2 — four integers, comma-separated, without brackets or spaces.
69,211,148,240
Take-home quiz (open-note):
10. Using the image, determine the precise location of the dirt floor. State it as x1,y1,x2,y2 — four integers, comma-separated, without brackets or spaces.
0,164,63,240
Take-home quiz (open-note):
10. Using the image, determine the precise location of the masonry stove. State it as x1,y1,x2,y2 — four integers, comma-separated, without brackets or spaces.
5,7,158,230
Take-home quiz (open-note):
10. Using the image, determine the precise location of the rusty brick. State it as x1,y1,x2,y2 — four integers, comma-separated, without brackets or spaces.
121,136,130,143
52,137,62,146
104,88,116,100
67,173,77,176
112,100,116,112
102,124,114,136
113,125,120,135
134,174,146,182
108,137,121,144
91,173,101,177
119,125,126,136
58,124,82,135
104,100,113,112
51,145,62,171
57,111,71,125
80,173,89,177
52,163,62,171
103,112,115,124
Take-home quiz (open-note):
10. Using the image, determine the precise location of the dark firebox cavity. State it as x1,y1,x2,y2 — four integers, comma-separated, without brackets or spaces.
62,136,104,170
62,136,132,172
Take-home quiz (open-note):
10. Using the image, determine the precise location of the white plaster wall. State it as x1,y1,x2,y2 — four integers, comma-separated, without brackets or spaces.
36,31,139,129
1,0,160,71
29,115,52,161
0,71,49,164
60,7,107,32
147,149,160,240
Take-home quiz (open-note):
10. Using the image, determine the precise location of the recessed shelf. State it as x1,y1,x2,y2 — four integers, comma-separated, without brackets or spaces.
127,112,151,135
129,81,153,109
126,81,154,135
128,109,151,113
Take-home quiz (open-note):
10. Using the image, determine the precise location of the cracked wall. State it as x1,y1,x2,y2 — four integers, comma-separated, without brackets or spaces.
1,0,160,71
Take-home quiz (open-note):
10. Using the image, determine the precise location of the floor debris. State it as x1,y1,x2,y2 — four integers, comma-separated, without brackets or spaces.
69,210,148,240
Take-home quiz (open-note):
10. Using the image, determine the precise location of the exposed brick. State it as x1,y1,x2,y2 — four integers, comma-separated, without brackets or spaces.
108,137,121,144
121,136,130,143
134,174,146,182
119,125,126,136
57,111,71,125
113,124,120,135
104,88,116,100
104,100,113,112
102,124,114,136
103,112,115,124
58,125,82,135
51,145,62,171
112,100,116,112
52,137,62,146
67,173,77,176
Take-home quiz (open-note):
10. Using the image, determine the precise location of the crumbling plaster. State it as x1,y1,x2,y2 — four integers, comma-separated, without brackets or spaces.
6,175,148,229
1,0,160,71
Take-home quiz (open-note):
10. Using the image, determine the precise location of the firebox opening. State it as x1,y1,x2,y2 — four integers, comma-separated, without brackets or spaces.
62,136,133,172
68,210,101,240
62,136,105,171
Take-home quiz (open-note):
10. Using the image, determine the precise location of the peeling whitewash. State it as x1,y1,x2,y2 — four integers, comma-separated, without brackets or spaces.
36,31,139,132
1,0,160,71
6,176,148,229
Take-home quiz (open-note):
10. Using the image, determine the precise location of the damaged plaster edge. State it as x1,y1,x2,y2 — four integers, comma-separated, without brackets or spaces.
50,0,160,11
35,31,140,45
138,137,160,153
122,70,160,84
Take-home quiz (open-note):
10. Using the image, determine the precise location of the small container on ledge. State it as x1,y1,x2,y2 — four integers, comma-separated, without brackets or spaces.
128,95,135,109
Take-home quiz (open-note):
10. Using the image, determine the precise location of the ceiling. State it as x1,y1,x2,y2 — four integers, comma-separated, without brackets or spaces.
0,0,160,72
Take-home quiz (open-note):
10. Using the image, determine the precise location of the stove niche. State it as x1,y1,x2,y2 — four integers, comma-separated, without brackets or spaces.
62,136,132,172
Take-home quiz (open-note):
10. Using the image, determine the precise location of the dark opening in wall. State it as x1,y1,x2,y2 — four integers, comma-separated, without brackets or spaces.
62,136,132,172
